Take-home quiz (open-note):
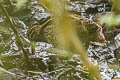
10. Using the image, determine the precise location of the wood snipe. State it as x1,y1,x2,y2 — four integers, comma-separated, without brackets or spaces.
27,14,106,48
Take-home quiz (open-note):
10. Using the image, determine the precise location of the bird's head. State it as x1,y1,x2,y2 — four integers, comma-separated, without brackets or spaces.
27,25,42,41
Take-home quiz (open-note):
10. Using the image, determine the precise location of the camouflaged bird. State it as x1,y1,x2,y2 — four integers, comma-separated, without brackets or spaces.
27,14,106,48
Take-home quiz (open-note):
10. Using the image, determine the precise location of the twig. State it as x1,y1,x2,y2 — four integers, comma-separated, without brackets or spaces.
55,68,72,80
0,1,30,64
28,71,44,79
0,67,17,78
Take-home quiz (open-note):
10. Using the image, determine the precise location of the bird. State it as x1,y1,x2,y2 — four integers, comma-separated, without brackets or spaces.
27,14,106,49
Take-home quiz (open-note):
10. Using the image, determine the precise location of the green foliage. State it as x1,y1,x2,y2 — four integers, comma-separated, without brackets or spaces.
16,0,28,9
99,13,120,26
99,0,120,27
111,0,120,14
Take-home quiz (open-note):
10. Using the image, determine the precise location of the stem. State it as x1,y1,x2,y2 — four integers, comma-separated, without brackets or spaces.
0,1,29,62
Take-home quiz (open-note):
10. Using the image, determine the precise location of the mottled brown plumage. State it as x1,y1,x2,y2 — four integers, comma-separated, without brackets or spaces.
27,14,106,48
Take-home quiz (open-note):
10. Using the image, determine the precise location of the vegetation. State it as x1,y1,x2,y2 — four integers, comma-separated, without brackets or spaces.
0,0,119,80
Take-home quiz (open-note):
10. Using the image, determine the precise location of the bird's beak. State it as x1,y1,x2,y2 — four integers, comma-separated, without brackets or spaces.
97,27,107,43
99,37,107,43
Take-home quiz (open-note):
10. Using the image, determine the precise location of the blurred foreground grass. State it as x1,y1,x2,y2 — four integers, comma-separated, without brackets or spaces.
38,0,102,80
